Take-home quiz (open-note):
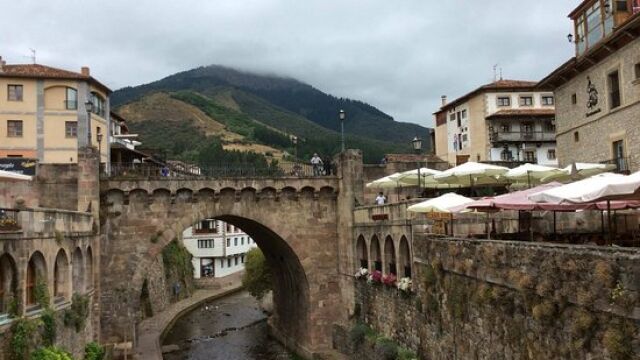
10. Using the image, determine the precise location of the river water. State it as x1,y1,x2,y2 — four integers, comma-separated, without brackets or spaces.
162,291,295,360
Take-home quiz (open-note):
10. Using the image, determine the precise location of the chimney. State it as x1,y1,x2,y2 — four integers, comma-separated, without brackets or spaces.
81,66,90,76
441,95,447,107
0,56,5,72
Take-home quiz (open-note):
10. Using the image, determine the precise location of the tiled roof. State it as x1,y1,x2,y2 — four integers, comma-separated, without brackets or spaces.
435,79,544,114
486,109,555,119
0,64,111,93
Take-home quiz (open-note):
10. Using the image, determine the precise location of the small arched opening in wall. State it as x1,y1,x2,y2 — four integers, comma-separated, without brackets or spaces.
0,253,18,314
54,249,70,302
86,246,94,290
26,251,47,307
384,236,396,275
72,247,85,294
370,235,382,272
399,236,411,278
356,235,368,270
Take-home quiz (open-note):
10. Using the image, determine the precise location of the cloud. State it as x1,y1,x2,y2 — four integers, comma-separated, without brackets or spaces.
0,0,575,127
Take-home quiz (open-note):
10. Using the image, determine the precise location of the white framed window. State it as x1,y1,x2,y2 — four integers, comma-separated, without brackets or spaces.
519,96,533,106
7,120,23,137
497,96,511,107
7,85,23,101
547,149,556,160
65,121,77,138
541,95,554,106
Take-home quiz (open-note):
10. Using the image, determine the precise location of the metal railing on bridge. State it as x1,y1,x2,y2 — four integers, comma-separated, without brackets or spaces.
0,208,20,232
105,161,335,179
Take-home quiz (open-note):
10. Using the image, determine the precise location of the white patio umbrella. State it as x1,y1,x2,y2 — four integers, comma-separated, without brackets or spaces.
505,163,563,187
433,162,509,187
540,162,616,183
0,170,33,181
395,167,441,186
529,172,640,204
365,173,412,189
407,193,474,213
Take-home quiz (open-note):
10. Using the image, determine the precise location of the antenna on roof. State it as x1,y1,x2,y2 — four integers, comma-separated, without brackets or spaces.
28,48,36,64
499,67,503,81
493,64,498,82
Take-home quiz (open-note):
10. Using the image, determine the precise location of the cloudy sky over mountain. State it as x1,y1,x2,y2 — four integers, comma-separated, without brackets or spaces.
1,1,576,127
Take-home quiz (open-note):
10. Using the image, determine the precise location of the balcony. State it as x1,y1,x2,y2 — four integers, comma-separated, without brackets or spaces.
600,157,630,174
490,131,556,143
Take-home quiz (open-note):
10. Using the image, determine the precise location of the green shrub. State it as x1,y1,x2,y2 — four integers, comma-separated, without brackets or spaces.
84,342,105,360
398,347,418,360
349,323,374,345
31,346,73,360
374,337,398,360
10,318,37,360
63,294,90,332
603,326,634,360
242,248,272,300
41,308,57,346
35,277,50,308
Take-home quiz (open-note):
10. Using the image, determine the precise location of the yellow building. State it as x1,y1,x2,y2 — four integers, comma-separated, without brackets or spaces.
0,57,111,165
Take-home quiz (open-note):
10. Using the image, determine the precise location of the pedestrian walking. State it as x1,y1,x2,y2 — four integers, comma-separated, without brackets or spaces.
323,156,333,176
310,153,323,176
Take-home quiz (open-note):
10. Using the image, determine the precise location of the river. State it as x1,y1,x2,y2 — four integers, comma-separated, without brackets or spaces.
162,291,296,360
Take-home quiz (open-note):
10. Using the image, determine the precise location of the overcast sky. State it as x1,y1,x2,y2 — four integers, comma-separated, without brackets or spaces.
1,1,576,127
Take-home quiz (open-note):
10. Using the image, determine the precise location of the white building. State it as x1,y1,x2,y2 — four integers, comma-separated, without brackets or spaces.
434,80,558,167
182,219,257,279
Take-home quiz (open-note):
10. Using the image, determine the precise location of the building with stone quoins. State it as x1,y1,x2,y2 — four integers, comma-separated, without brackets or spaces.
0,57,111,165
539,0,640,173
433,80,557,167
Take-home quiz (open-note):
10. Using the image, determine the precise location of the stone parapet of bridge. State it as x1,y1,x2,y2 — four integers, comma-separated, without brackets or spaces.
2,208,93,239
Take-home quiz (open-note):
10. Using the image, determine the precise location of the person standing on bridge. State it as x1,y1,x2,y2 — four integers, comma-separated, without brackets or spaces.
375,192,386,205
310,153,323,176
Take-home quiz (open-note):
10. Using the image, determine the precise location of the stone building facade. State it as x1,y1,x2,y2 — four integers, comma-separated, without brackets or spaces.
539,1,640,172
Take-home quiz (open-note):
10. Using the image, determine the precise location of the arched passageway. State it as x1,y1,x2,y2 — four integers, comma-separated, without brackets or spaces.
54,249,70,301
356,236,368,270
384,236,396,275
0,254,17,314
370,236,382,272
399,236,411,278
72,247,84,294
26,251,47,306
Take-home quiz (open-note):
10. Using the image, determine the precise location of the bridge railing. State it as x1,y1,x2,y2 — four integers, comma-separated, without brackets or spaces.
105,161,336,179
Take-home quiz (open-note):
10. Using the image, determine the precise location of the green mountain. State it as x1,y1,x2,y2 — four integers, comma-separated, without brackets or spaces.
112,65,431,164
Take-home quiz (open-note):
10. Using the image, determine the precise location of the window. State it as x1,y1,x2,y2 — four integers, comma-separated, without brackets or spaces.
524,151,536,162
449,113,455,121
541,96,554,105
241,255,245,263
522,123,534,133
65,121,77,138
226,223,231,232
497,97,511,107
234,256,238,266
220,259,224,268
519,96,533,106
197,239,215,248
571,93,577,104
90,92,106,117
241,237,244,245
7,120,23,137
500,124,510,132
461,109,467,119
608,70,621,109
7,85,23,101
227,258,231,267
547,149,556,160
500,149,513,161
226,238,230,247
545,121,556,133
613,140,627,172
574,131,580,142
456,112,461,127
635,63,640,80
65,88,78,110
234,238,238,246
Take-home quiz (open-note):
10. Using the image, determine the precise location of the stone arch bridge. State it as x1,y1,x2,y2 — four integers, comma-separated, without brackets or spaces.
99,152,363,356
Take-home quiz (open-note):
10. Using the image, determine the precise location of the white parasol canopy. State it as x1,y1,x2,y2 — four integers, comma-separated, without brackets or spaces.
540,162,615,183
0,170,33,181
528,172,640,204
407,193,474,213
433,162,509,186
505,163,562,183
365,173,413,189
395,167,441,185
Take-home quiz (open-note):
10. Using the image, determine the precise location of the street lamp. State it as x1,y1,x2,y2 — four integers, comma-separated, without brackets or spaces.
291,135,298,160
97,132,103,156
412,136,423,192
339,109,346,152
85,100,93,146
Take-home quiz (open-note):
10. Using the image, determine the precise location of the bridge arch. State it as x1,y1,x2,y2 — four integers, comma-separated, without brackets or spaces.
370,235,382,272
355,235,368,270
101,174,345,355
54,249,70,300
0,253,17,314
384,235,396,275
399,236,411,278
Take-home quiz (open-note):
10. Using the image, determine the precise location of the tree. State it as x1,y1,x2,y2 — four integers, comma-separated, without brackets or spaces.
242,248,272,300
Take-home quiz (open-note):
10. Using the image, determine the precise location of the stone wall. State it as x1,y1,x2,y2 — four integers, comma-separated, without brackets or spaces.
346,235,640,359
